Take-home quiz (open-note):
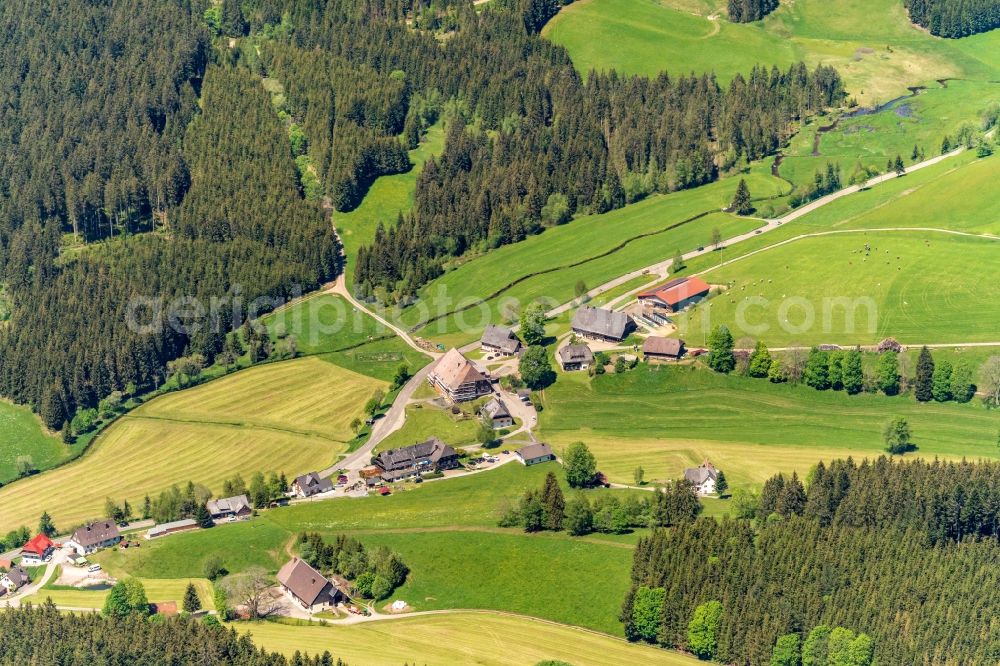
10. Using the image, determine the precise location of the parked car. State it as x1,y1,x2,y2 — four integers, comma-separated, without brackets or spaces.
88,564,102,573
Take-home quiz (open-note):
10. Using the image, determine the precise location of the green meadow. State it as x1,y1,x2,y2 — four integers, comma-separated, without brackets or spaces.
0,401,67,483
677,231,1000,347
374,402,482,453
538,366,1000,487
94,461,650,634
264,293,428,381
400,171,783,346
545,0,1000,103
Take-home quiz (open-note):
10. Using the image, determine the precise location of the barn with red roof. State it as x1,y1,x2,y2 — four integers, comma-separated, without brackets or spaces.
637,276,710,323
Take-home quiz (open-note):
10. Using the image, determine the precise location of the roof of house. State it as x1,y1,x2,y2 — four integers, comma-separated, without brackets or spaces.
518,443,554,461
684,462,718,485
431,349,488,389
277,557,335,607
21,533,55,556
558,344,594,364
642,336,684,356
482,397,511,420
3,565,28,587
147,519,198,538
295,472,333,495
481,324,521,354
0,558,12,570
71,521,120,548
571,307,633,340
206,494,251,516
376,438,458,472
638,277,711,307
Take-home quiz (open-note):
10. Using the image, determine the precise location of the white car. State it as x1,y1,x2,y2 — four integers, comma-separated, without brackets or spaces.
87,564,102,573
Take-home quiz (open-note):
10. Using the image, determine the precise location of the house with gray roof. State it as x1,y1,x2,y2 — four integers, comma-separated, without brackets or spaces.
481,398,514,429
375,438,460,481
207,494,252,521
571,306,635,342
516,443,555,466
293,472,334,498
683,461,718,495
66,520,121,556
480,324,522,356
0,565,29,593
558,343,594,371
277,557,344,612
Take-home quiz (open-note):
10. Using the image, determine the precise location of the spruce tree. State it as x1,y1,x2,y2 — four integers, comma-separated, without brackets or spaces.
715,470,728,497
876,351,900,395
915,346,935,401
842,348,864,394
731,178,753,215
182,582,201,613
932,360,953,401
540,472,565,531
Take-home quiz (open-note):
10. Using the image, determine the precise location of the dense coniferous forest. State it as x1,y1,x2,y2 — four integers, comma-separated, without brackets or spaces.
905,0,1000,36
622,458,1000,665
0,56,338,424
764,456,1000,544
728,0,779,23
0,602,343,665
0,0,840,426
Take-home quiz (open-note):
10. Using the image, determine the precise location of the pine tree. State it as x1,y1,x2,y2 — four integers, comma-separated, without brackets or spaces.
195,502,214,529
932,360,953,401
540,472,565,531
842,348,864,394
731,178,753,215
915,346,935,401
715,470,729,497
38,511,56,537
182,582,201,613
876,351,900,395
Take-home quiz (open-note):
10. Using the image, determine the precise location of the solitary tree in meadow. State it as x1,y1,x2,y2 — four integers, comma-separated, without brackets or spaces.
731,178,753,215
707,325,736,374
884,416,913,454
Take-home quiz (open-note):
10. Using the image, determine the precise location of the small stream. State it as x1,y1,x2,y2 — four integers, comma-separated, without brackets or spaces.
771,79,958,176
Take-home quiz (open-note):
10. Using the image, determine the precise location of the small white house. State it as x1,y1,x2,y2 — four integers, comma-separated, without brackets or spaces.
683,462,718,495
0,565,30,593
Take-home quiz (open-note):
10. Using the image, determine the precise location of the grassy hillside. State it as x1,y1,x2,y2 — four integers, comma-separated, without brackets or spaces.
677,231,1000,346
0,357,385,531
544,0,1000,103
539,366,1000,486
242,613,700,666
94,462,649,634
400,171,782,346
0,401,67,483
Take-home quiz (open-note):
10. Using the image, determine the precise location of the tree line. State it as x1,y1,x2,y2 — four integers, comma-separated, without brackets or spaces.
497,471,702,535
0,601,346,665
706,327,978,403
623,512,1000,664
759,456,1000,545
905,0,1000,37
